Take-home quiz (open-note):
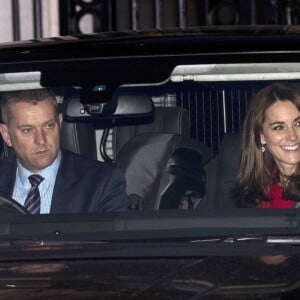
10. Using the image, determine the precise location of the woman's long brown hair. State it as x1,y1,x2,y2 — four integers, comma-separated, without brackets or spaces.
237,82,300,204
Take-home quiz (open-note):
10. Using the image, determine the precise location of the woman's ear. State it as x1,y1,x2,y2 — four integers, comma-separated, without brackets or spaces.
0,124,12,147
260,132,266,145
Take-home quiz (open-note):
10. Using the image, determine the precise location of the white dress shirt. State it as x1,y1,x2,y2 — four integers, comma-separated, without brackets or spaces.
12,150,62,214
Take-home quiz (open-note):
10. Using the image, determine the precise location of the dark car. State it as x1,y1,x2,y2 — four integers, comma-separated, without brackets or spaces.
0,26,300,299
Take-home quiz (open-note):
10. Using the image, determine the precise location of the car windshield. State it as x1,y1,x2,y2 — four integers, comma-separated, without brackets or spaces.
0,28,300,244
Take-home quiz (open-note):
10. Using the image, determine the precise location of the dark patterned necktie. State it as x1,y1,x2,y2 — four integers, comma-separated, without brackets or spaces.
24,174,44,214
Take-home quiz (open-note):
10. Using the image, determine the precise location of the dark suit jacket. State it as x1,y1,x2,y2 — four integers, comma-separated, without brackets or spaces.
0,149,129,213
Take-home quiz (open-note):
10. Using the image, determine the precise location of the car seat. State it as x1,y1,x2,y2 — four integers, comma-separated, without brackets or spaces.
61,97,213,210
204,132,241,208
116,132,208,210
112,107,189,159
111,106,212,163
113,106,213,210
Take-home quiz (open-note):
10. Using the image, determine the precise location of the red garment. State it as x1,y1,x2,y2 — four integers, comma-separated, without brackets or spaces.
259,183,295,208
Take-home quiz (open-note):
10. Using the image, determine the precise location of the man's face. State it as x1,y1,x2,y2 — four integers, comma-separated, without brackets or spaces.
0,99,62,173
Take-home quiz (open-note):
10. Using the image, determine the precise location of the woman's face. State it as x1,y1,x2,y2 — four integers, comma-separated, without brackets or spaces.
260,100,300,175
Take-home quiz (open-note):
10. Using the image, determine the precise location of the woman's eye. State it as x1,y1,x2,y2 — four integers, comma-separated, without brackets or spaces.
272,125,283,131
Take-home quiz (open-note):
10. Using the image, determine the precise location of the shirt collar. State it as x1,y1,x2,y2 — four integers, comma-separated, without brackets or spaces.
17,150,62,186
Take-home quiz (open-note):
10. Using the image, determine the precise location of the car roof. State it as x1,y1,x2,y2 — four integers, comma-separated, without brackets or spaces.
1,25,300,103
1,25,300,59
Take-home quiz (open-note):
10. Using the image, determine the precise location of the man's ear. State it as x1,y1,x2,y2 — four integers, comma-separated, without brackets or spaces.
0,124,12,147
58,113,63,128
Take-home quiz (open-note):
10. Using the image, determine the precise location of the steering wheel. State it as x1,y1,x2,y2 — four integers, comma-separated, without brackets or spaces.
0,196,28,215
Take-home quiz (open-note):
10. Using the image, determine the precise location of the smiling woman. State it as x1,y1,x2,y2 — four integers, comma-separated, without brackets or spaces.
261,100,300,176
235,82,300,208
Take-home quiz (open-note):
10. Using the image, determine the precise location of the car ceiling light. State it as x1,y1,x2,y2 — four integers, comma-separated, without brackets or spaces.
0,71,42,91
171,63,300,81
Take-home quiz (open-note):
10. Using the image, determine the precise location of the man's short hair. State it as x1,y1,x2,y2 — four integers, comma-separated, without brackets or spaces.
0,89,59,124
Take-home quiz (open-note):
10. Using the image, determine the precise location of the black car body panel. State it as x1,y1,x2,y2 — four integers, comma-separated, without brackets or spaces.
1,26,300,298
0,243,299,299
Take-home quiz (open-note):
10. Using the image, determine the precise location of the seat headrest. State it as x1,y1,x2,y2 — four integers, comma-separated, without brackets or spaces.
113,106,190,158
61,121,97,160
214,132,242,208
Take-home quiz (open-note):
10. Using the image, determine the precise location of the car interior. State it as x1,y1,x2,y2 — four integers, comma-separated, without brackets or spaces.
1,62,300,213
63,92,212,210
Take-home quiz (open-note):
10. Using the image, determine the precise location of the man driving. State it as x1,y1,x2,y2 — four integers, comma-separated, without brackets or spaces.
0,89,129,213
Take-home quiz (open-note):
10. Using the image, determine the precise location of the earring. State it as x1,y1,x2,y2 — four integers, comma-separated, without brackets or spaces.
262,144,266,153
